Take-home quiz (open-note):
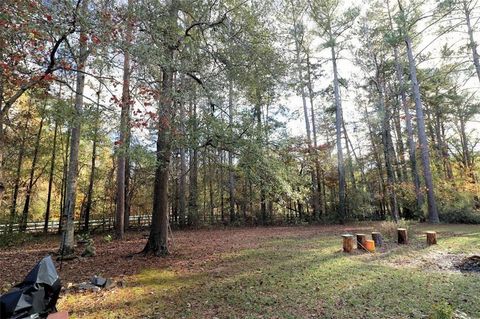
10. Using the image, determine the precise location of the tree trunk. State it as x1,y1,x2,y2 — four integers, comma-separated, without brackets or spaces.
45,119,58,233
306,52,326,217
377,76,399,222
188,97,198,226
294,24,320,221
60,21,89,255
0,104,4,201
115,0,132,239
10,117,29,232
143,40,177,256
228,79,236,224
21,116,44,231
178,98,187,227
83,122,97,232
392,101,408,182
209,154,215,224
0,45,6,201
330,43,347,222
364,103,387,217
58,128,70,234
405,35,440,223
387,0,424,216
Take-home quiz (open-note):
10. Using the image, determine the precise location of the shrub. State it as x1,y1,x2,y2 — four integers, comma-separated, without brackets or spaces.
377,219,411,239
436,183,480,224
429,302,454,319
104,234,113,243
0,232,33,248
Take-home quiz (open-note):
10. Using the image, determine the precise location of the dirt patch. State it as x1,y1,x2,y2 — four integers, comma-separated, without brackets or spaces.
456,255,480,273
384,250,480,274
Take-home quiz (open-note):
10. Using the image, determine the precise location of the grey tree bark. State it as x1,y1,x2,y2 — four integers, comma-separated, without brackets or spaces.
61,21,89,255
115,0,133,239
387,0,424,215
404,34,440,223
330,43,347,222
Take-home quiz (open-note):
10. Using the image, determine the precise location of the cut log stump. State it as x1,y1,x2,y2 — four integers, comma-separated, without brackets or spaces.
397,228,408,244
356,233,367,250
371,232,383,247
364,239,375,252
342,234,354,253
426,231,437,246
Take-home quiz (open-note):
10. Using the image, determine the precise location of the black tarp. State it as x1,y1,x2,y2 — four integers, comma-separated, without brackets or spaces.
0,256,61,319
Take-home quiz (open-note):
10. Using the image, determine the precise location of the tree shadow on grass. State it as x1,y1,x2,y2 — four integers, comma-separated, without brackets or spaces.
61,228,480,319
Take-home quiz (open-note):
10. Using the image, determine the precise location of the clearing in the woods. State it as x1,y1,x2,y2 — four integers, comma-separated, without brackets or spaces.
1,223,479,318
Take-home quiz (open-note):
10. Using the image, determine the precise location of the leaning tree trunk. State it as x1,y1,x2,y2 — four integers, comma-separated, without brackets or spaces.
330,42,347,222
405,35,440,223
60,23,89,255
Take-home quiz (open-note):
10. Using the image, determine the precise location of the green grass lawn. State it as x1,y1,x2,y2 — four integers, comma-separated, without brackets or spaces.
60,223,480,318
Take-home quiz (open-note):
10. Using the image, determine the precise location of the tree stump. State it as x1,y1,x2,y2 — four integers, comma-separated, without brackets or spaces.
356,233,367,250
397,228,408,244
371,232,383,247
426,231,437,246
342,234,354,253
364,239,375,252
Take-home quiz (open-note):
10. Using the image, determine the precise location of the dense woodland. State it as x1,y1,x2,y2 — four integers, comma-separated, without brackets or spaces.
0,0,479,256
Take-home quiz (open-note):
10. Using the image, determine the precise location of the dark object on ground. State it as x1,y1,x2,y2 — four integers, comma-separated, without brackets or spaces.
0,256,61,319
371,232,383,247
90,276,113,289
397,228,408,244
456,255,480,273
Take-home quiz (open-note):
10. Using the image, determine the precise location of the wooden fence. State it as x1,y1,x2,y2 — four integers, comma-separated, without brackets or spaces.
0,215,152,235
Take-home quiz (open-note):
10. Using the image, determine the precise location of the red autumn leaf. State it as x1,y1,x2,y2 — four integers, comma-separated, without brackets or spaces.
91,35,101,44
80,34,88,43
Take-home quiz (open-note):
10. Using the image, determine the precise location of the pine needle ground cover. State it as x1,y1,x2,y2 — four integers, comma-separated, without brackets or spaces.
1,223,479,318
